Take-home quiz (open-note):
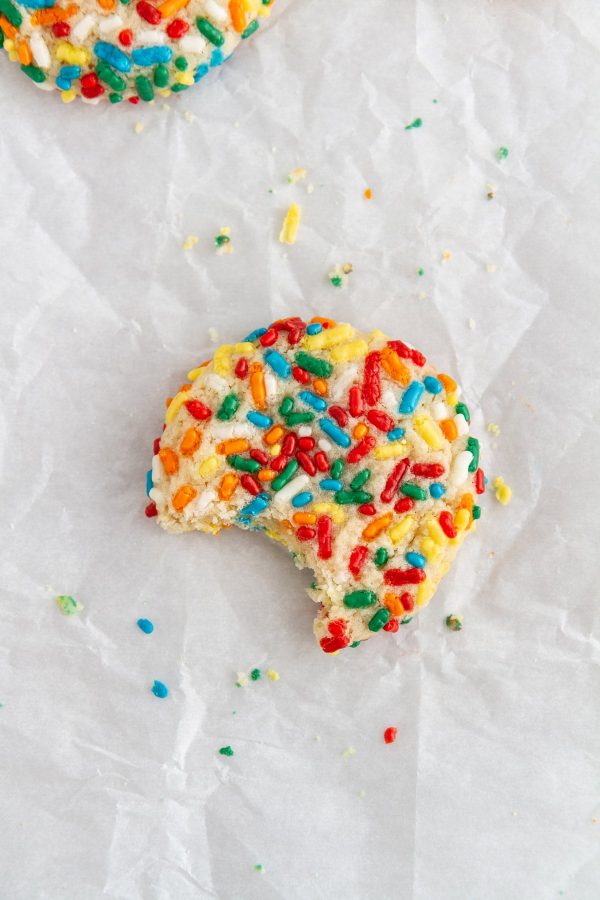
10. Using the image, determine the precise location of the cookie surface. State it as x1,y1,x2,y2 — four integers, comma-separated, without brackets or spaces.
0,0,267,103
148,316,485,652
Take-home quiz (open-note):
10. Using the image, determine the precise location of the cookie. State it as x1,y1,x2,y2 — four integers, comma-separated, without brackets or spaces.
147,316,485,652
0,0,268,103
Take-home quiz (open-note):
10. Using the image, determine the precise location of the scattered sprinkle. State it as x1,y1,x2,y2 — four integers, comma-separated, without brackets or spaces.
137,618,154,634
235,672,249,687
208,327,220,344
329,262,353,288
215,227,233,255
56,595,82,616
497,146,509,160
417,267,425,276
342,746,356,757
383,726,398,744
441,250,453,262
405,117,423,130
468,318,476,330
493,476,512,505
182,235,199,251
250,668,261,681
279,203,301,245
287,167,307,184
151,680,169,699
363,188,373,200
446,614,463,631
254,864,265,873
219,745,234,756
267,668,280,681
134,122,144,135
487,423,501,436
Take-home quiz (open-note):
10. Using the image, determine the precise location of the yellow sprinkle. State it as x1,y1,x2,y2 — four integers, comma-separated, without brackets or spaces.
267,669,280,681
416,580,435,608
287,167,307,184
329,339,369,364
369,329,388,345
446,391,459,406
487,422,501,436
420,536,442,563
413,414,444,450
454,508,470,532
165,390,190,424
159,90,171,98
187,362,208,381
493,476,512,505
182,234,199,250
213,344,232,377
199,455,220,477
134,122,144,135
60,89,76,104
374,441,408,460
279,203,301,245
269,444,281,457
388,515,414,544
313,502,345,525
55,41,89,66
233,342,255,355
176,70,194,86
441,249,453,261
304,323,354,351
427,518,447,546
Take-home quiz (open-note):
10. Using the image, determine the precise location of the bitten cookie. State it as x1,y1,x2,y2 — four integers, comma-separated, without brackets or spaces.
147,316,485,653
0,0,269,103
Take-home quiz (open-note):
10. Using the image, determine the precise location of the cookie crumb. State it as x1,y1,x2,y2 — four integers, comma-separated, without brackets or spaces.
445,614,463,631
468,318,476,330
486,262,497,273
235,672,249,687
441,249,452,262
342,746,356,757
56,595,82,616
329,262,353,288
493,476,512,505
287,167,307,184
133,122,144,134
219,745,234,757
208,327,219,344
487,422,501,436
306,183,314,194
183,111,196,124
182,235,199,251
314,735,321,743
267,668,280,681
279,204,301,245
358,789,367,798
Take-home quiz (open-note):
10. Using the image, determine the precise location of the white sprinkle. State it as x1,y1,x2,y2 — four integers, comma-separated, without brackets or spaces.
450,451,473,487
273,475,310,509
194,489,217,514
431,401,448,421
307,184,315,194
454,413,469,436
318,438,332,452
148,487,163,505
98,14,123,34
468,317,476,330
29,31,50,69
71,14,94,42
151,455,161,483
136,29,166,45
329,364,358,401
180,35,207,54
211,422,254,439
381,389,398,414
208,327,219,344
264,372,277,401
298,426,312,437
205,0,229,23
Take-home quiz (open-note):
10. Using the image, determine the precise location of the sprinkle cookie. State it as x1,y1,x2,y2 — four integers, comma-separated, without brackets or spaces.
0,0,269,103
147,317,485,653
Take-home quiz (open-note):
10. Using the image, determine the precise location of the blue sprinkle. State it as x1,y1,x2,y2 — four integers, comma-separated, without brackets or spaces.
243,326,267,342
59,65,81,79
405,552,426,569
264,350,291,379
292,491,313,508
146,469,153,497
399,381,424,414
306,323,323,335
247,411,273,429
423,376,443,395
387,427,406,441
319,418,351,448
94,42,131,73
210,48,224,66
55,76,72,91
239,492,270,520
152,680,169,699
131,46,173,66
298,391,327,412
484,476,489,486
21,0,54,8
430,482,446,499
194,64,210,82
137,618,154,634
320,479,343,491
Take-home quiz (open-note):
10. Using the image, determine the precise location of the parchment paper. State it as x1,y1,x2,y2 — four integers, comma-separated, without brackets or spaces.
1,1,600,897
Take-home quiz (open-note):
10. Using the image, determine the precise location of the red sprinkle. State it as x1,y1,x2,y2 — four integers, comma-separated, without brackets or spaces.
153,437,161,455
298,436,315,451
383,618,399,632
329,405,349,427
348,385,364,418
128,97,140,104
363,351,381,406
411,462,445,478
259,327,278,347
348,545,369,578
358,503,376,516
328,618,347,638
400,592,415,612
381,457,410,503
296,526,316,541
292,366,311,384
439,511,457,539
241,474,261,496
320,618,350,653
367,409,394,432
235,357,249,379
80,73,103,98
136,0,161,23
52,21,70,36
384,568,426,586
317,515,333,560
347,435,376,464
296,451,317,476
287,328,303,346
144,501,158,518
314,451,329,472
184,399,212,421
271,453,289,473
118,28,133,45
166,17,189,38
475,468,485,494
388,340,426,367
250,449,269,465
282,433,297,456
383,727,398,744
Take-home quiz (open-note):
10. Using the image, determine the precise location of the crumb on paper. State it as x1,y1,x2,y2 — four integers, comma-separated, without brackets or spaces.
486,263,497,273
497,146,509,160
358,789,366,798
208,327,219,344
215,227,233,255
306,183,314,195
55,595,82,616
441,249,452,262
486,182,496,200
254,864,265,874
493,476,512,505
314,735,321,743
183,111,196,124
287,167,307,184
342,747,356,758
364,187,373,200
468,318,476,330
133,122,144,134
487,422,501,436
445,614,463,632
418,292,428,301
329,262,353,288
182,235,199,251
279,204,301,245
267,668,280,681
219,745,234,757
405,117,423,130
235,672,249,688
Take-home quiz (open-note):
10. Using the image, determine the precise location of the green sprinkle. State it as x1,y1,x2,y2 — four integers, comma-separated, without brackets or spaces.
20,64,45,84
330,275,343,288
286,412,314,426
254,864,264,873
466,436,480,472
279,396,294,416
174,55,188,71
335,490,373,505
219,745,234,756
217,393,240,420
401,616,413,624
170,83,189,93
96,62,126,92
227,454,260,473
344,590,377,609
272,459,299,491
350,640,361,648
0,30,4,49
295,352,333,378
497,146,509,160
368,608,390,632
446,614,463,632
214,234,230,247
472,505,481,520
136,75,154,102
154,64,169,88
241,18,259,39
455,401,470,422
400,483,427,501
330,458,345,480
108,93,123,104
417,267,425,276
350,469,371,490
374,547,388,568
250,668,261,681
0,0,22,28
55,594,82,616
405,117,422,130
197,16,225,46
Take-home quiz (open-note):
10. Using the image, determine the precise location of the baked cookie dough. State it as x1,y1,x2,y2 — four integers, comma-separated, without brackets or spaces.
147,316,485,652
0,0,269,103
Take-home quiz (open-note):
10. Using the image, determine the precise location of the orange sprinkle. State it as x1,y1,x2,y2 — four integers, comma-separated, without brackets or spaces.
218,473,239,501
258,469,276,482
460,492,474,510
264,424,285,446
280,520,294,532
180,427,201,457
312,378,328,397
250,362,266,411
229,0,246,32
310,316,337,328
30,4,78,25
362,512,393,541
353,423,369,440
440,419,458,441
159,447,179,476
364,188,373,200
384,592,403,616
97,0,115,8
293,512,317,525
380,346,411,385
438,373,457,393
0,15,17,37
165,396,173,409
18,40,32,65
178,382,192,393
172,484,197,512
217,438,249,456
158,0,189,15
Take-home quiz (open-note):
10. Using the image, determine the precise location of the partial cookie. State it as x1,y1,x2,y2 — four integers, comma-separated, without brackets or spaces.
147,316,485,652
0,0,269,103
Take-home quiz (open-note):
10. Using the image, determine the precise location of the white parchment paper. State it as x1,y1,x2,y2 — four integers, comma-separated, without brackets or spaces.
1,1,600,897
